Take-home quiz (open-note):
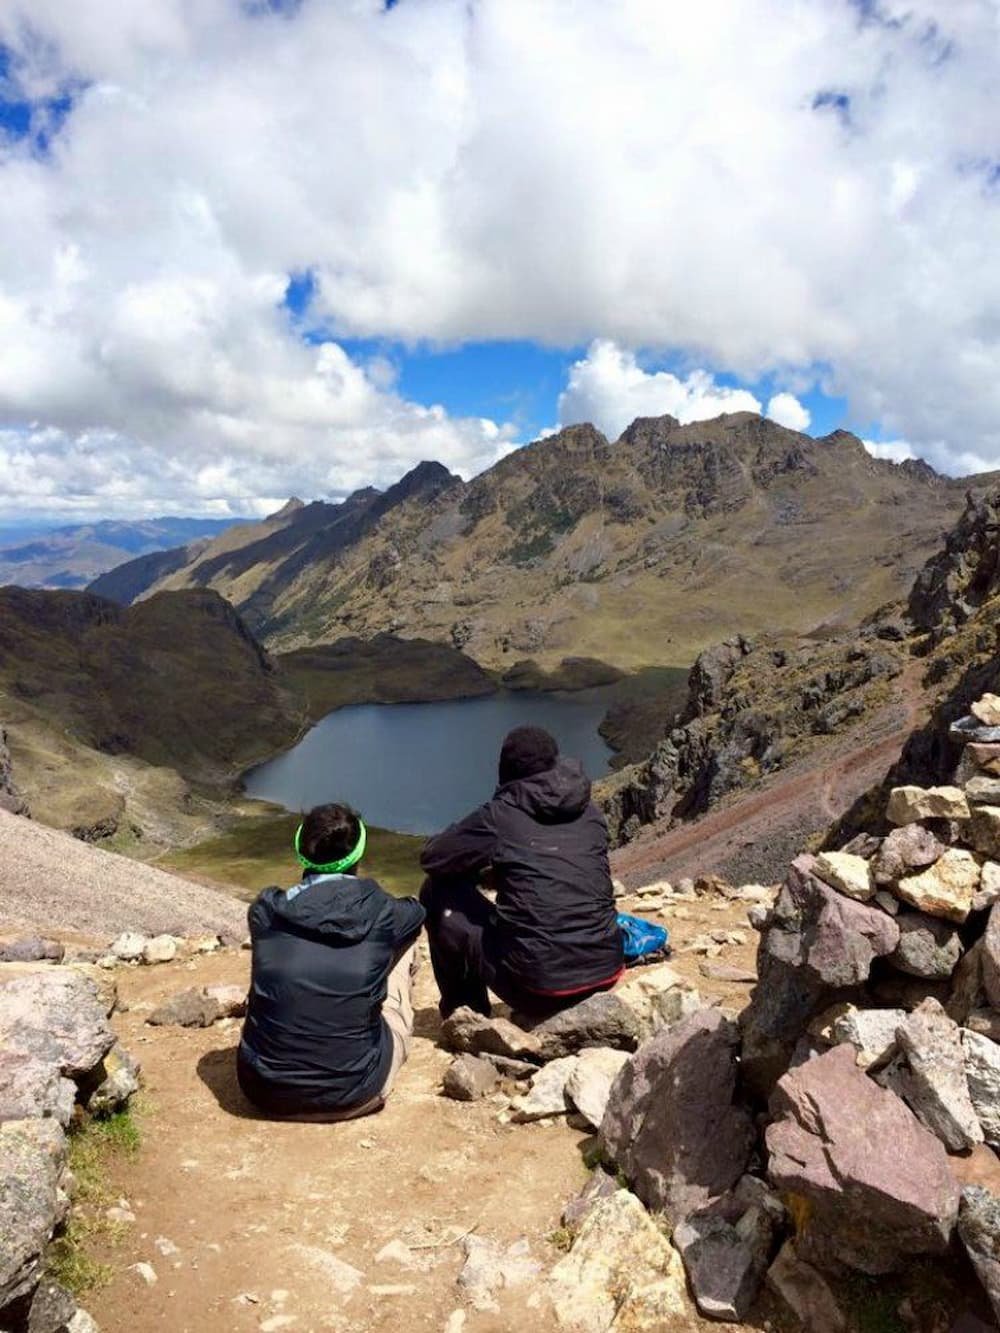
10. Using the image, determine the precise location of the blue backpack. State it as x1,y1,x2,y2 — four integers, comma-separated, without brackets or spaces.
617,912,670,965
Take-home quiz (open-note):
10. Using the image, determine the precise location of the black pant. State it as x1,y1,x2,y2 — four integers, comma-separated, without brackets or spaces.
419,877,608,1021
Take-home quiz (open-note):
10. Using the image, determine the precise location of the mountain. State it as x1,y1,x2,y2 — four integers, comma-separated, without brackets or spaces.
89,414,985,671
0,516,236,590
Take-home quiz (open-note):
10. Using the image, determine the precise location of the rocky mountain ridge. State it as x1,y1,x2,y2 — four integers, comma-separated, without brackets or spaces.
88,413,988,671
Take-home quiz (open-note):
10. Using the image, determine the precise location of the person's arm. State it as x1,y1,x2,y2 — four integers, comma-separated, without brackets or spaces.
420,803,497,880
390,894,426,951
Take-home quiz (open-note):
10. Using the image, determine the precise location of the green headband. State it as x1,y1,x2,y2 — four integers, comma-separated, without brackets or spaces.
294,818,367,875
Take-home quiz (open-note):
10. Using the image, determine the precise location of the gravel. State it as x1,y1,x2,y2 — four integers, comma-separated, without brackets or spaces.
0,810,247,939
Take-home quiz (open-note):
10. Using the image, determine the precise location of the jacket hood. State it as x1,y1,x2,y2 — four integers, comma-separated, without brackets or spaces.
498,757,591,822
260,874,382,941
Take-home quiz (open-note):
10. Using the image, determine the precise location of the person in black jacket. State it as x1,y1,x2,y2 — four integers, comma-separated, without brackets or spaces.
237,803,425,1120
419,726,624,1019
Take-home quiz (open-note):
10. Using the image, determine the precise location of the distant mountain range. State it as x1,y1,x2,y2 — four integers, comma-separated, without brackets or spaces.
89,413,997,671
0,516,235,590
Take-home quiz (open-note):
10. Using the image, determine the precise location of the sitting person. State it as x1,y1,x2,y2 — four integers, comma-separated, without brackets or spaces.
238,802,425,1120
420,726,624,1019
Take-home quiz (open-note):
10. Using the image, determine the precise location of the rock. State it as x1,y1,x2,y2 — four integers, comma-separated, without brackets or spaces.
475,1052,538,1079
740,952,831,1099
887,785,971,824
966,743,1000,776
441,1054,499,1102
951,940,988,1023
672,1176,784,1321
131,1262,157,1286
973,695,1000,727
456,1235,541,1312
141,936,177,965
970,806,1000,859
968,1009,1000,1041
25,1278,78,1332
0,1051,76,1127
966,777,1000,806
0,971,115,1078
440,1008,543,1064
548,1191,689,1333
951,1144,1000,1195
0,1118,68,1308
812,1003,904,1070
896,849,979,923
761,855,900,988
766,1240,848,1333
599,1007,754,1224
963,1029,1000,1146
513,992,643,1059
67,1311,98,1333
959,1187,1000,1326
698,962,756,983
747,903,771,930
147,985,245,1028
874,890,900,914
190,935,221,954
0,939,65,965
110,933,146,962
564,1049,630,1131
890,912,964,979
975,861,1000,912
82,1043,141,1117
871,824,946,887
890,999,983,1152
982,903,1000,1009
562,1170,619,1232
814,851,874,901
510,1056,578,1122
612,963,685,1032
766,1044,961,1272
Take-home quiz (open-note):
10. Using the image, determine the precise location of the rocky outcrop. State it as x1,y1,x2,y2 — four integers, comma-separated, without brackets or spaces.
909,490,1000,635
0,962,137,1331
0,728,27,818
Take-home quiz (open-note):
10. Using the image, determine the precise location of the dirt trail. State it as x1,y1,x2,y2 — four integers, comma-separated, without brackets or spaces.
613,663,929,889
83,901,759,1333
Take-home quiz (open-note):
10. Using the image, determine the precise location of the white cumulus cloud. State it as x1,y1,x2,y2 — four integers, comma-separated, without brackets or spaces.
557,341,762,440
765,392,811,432
0,0,999,514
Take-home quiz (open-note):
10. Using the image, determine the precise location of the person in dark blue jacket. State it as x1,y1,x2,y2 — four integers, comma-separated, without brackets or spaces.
237,803,425,1120
420,726,624,1019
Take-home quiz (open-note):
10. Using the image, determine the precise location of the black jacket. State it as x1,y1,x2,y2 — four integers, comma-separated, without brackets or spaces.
238,874,424,1112
420,759,623,993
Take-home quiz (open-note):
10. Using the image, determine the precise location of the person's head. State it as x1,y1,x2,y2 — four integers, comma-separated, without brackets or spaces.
294,802,366,876
498,725,559,786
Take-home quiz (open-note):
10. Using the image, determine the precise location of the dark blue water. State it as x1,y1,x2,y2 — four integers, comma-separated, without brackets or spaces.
243,690,615,834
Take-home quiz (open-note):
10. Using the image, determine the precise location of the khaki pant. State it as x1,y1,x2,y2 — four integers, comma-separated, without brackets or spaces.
378,942,418,1097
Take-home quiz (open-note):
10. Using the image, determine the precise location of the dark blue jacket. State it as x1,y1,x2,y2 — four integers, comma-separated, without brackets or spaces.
238,874,424,1113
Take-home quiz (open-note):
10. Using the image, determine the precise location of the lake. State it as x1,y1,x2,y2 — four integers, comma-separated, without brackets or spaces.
243,689,616,834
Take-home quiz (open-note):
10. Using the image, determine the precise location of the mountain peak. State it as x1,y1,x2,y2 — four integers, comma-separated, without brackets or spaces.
267,498,306,521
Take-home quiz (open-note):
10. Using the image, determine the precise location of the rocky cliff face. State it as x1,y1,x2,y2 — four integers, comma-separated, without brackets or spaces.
89,413,980,670
600,626,904,844
0,728,27,817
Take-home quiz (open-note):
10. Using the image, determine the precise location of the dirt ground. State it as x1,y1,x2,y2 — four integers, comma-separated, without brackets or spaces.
83,894,762,1333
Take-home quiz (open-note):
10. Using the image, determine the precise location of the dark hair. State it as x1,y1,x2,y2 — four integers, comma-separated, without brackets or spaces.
299,803,362,867
498,725,559,785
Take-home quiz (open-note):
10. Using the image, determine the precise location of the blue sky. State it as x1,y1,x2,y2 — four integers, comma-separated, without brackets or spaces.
0,0,995,519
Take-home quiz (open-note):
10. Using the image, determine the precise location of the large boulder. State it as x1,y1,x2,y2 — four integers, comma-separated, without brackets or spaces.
599,1008,754,1225
759,856,899,989
959,1187,1000,1327
740,854,900,1097
813,852,873,901
0,1119,67,1311
0,971,114,1079
439,1007,543,1063
548,1191,689,1333
886,785,970,824
0,1052,75,1128
512,992,643,1059
766,1044,960,1272
564,1048,630,1131
886,998,982,1152
895,849,980,922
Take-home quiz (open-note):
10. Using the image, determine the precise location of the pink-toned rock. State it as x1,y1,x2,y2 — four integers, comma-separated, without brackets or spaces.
982,902,1000,1009
871,825,945,888
600,1008,754,1225
766,1044,961,1273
